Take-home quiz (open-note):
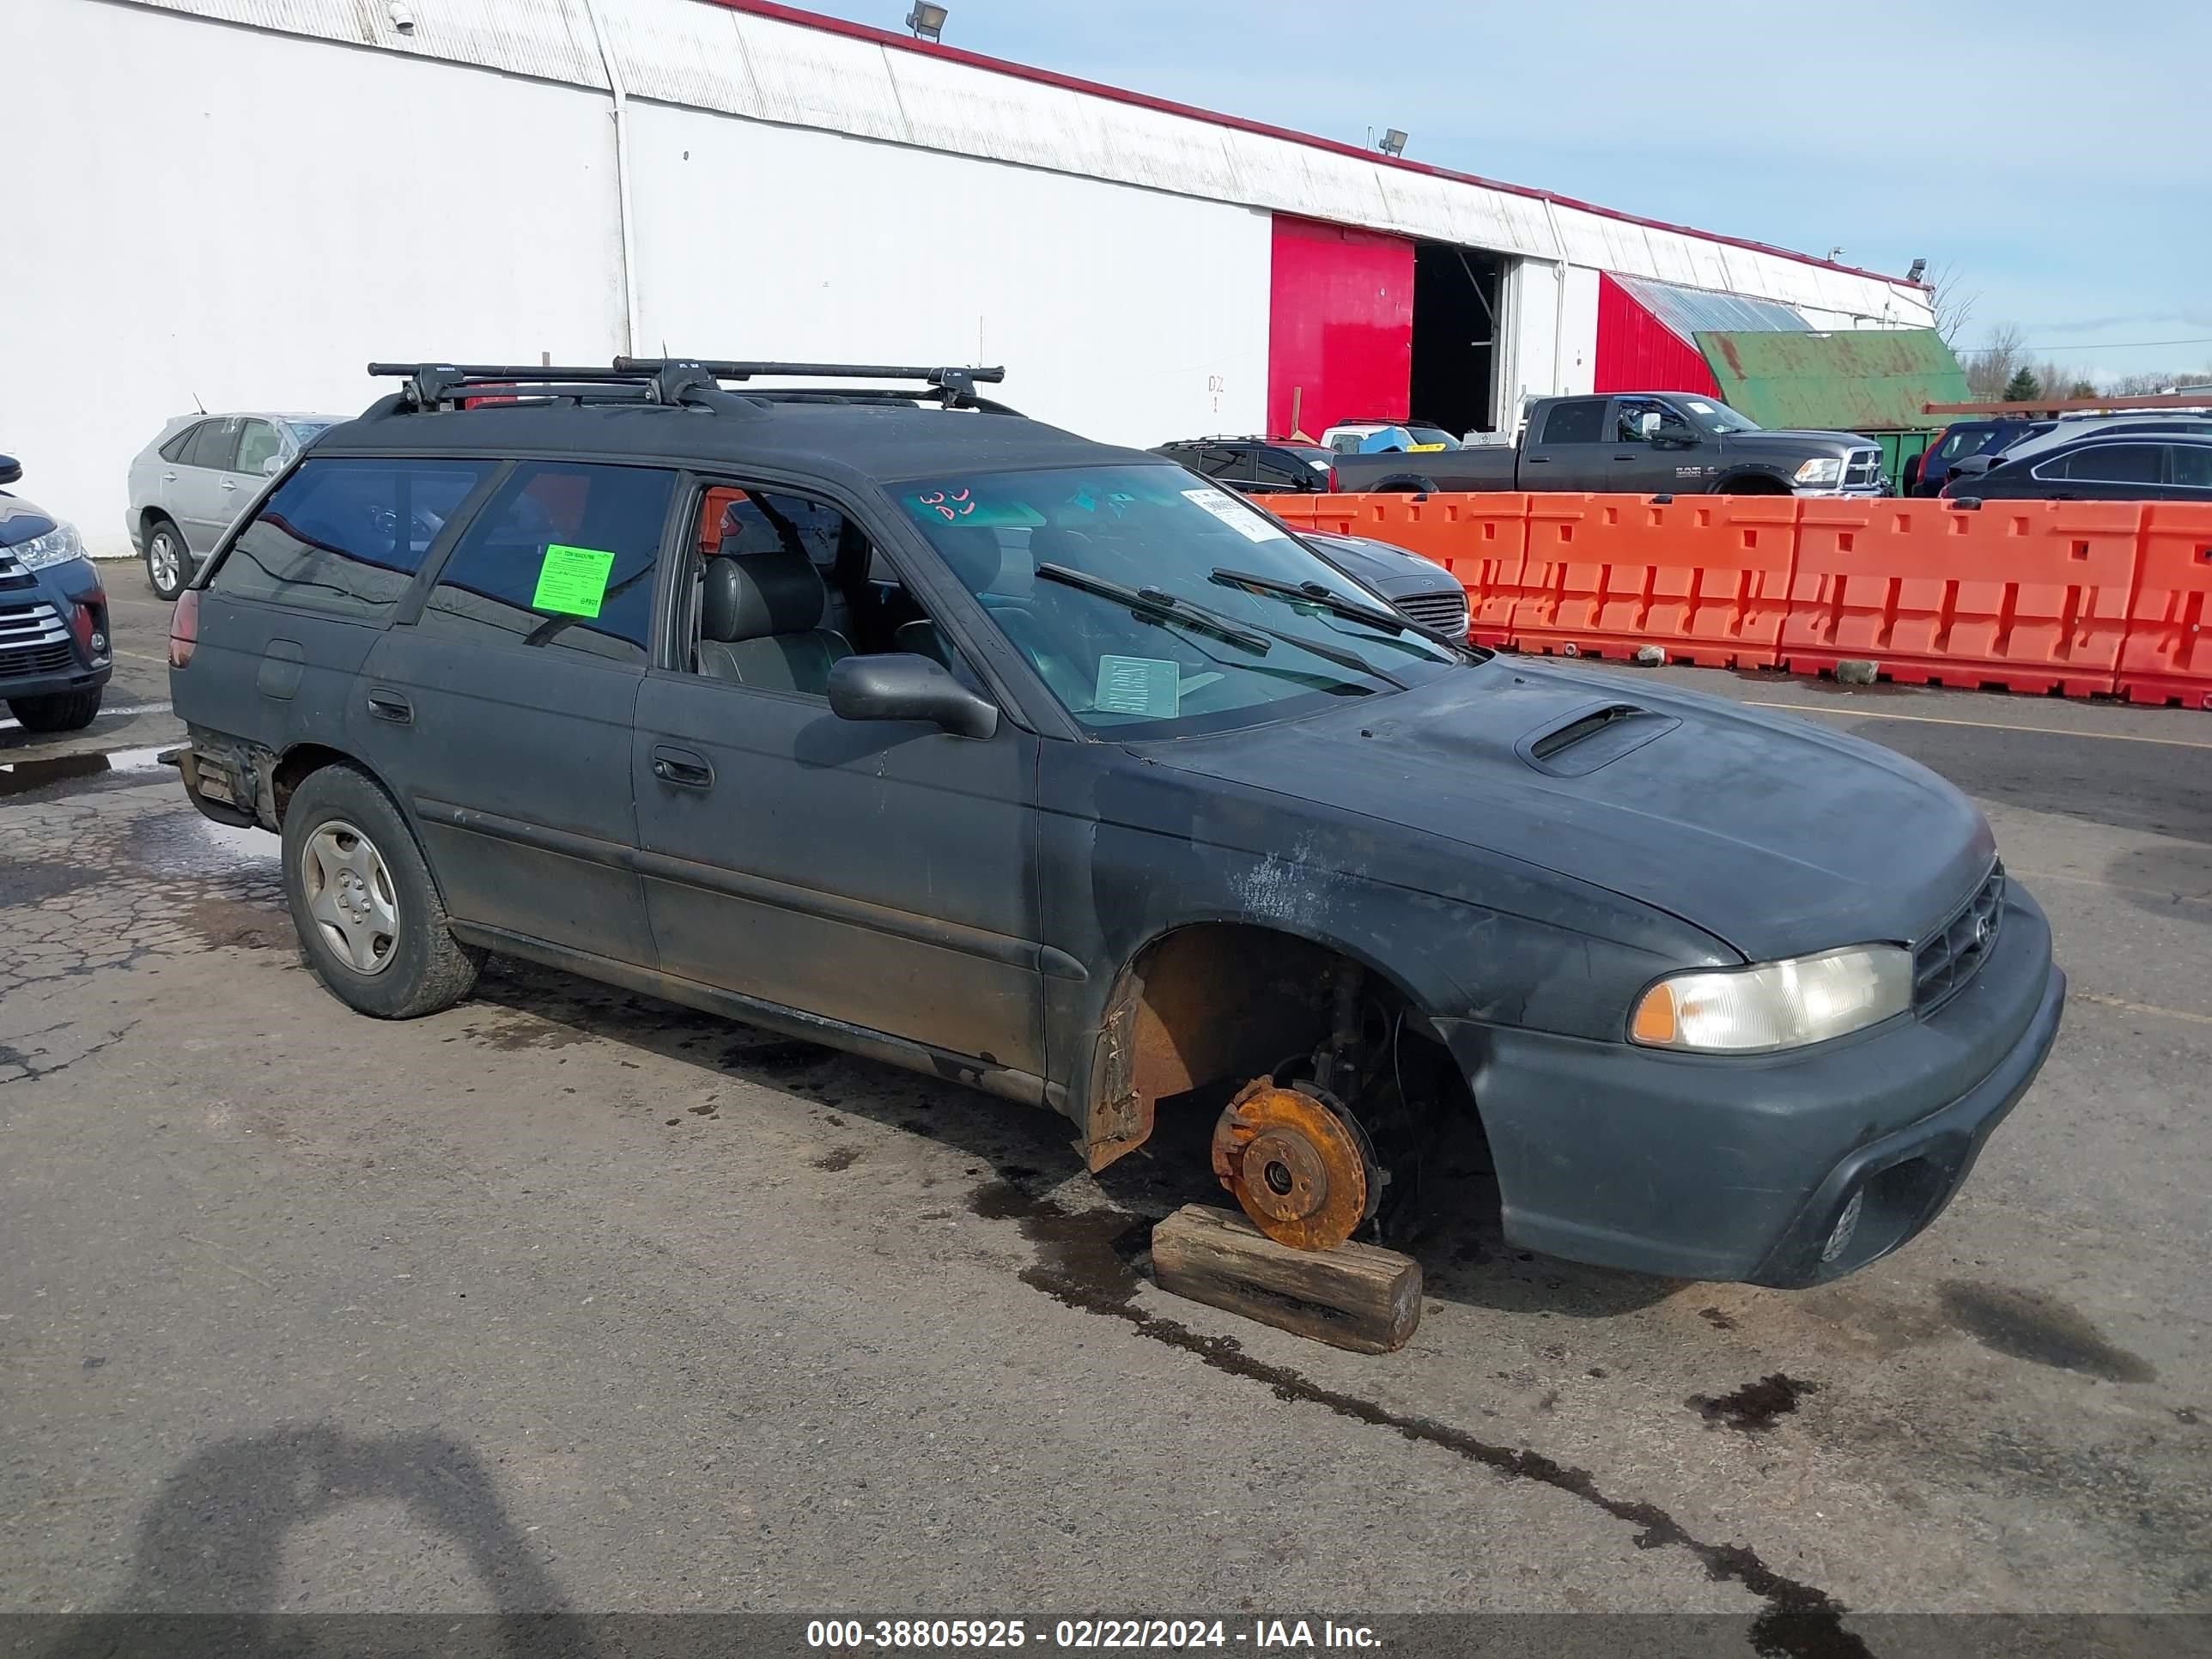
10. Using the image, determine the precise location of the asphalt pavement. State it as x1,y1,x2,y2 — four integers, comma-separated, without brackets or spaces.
3,579,2207,1650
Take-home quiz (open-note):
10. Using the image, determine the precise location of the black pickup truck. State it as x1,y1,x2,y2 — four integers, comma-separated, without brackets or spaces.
1327,392,1886,496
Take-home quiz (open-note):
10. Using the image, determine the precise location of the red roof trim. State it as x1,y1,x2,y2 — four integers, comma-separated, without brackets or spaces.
702,0,1927,292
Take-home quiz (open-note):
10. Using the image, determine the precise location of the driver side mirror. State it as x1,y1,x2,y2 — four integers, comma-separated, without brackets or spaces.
0,455,21,487
827,652,1000,740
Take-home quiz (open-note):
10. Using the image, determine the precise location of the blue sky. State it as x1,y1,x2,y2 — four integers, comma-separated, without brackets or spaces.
804,0,2210,385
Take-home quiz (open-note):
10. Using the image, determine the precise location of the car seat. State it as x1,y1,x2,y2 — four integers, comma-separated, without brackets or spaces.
696,552,852,695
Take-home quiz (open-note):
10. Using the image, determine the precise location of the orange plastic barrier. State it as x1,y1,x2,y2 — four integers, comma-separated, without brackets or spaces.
2117,503,2212,708
1279,493,1529,644
1782,499,2143,697
1504,494,1796,668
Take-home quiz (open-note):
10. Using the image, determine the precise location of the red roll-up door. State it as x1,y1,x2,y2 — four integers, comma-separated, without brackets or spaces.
1595,272,1720,396
1267,216,1414,441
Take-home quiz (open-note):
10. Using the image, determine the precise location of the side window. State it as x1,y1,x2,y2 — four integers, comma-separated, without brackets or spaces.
2171,446,2212,489
419,462,675,665
211,457,495,622
1248,448,1311,492
158,423,202,464
234,419,283,477
185,418,240,472
1613,397,1668,442
2055,444,2162,484
1541,399,1607,445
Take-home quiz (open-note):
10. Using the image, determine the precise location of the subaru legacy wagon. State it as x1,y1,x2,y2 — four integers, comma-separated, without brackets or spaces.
168,359,2063,1287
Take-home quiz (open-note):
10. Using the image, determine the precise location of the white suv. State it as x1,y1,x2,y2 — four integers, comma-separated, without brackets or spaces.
125,412,342,599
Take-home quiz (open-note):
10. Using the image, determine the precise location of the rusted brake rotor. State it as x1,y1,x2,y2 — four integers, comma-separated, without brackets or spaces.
1211,1079,1378,1251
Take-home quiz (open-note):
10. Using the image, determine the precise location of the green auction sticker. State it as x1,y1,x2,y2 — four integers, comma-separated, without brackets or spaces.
531,544,616,617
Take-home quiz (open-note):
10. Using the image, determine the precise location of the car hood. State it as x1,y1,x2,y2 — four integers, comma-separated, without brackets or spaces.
0,494,60,547
1137,660,1993,962
1723,429,1873,456
1302,531,1454,596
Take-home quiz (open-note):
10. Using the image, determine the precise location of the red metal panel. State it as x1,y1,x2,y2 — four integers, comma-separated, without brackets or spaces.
1595,272,1720,397
1267,216,1414,440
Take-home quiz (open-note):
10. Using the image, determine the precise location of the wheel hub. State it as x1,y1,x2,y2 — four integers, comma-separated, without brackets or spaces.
1211,1079,1377,1251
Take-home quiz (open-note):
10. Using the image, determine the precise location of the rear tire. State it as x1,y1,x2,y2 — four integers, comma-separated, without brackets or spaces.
144,518,192,600
281,763,480,1018
7,687,104,732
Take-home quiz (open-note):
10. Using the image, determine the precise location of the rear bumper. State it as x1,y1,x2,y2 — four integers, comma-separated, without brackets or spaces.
1436,883,2064,1285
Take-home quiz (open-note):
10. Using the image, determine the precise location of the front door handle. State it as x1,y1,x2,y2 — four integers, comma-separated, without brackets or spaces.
366,688,413,725
1526,455,1551,464
651,745,714,788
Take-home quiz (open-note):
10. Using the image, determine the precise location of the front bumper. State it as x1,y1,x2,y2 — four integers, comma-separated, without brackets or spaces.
1,558,112,704
1436,882,2064,1286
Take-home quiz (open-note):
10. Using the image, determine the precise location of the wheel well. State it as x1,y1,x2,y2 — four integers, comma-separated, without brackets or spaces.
1714,471,1790,495
142,506,176,534
1081,922,1460,1170
270,743,361,826
1374,473,1438,495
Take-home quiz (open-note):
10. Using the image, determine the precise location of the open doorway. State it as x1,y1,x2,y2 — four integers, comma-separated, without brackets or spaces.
1411,243,1504,438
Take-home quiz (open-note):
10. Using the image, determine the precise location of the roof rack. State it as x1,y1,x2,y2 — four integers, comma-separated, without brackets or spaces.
365,359,1015,415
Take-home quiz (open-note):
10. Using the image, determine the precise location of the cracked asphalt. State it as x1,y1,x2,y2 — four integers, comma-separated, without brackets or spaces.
3,587,2209,1650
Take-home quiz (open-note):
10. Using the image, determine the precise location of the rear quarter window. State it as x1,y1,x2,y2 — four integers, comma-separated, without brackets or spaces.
210,457,495,623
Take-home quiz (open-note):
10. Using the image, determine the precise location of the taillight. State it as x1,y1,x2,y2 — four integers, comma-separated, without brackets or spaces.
168,589,199,668
1328,466,1340,492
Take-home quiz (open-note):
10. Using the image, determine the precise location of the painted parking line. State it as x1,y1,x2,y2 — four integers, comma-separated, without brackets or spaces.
2075,992,2212,1028
0,701,172,732
1743,701,2212,750
2012,866,2212,908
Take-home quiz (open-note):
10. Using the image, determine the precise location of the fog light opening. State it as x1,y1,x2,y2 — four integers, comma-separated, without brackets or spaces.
1820,1187,1865,1265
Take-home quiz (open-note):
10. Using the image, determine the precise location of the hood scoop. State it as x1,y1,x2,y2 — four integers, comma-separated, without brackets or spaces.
1518,700,1678,776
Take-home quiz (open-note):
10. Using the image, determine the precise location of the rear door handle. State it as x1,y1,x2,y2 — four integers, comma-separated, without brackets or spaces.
366,688,413,725
652,745,714,788
161,471,177,483
220,477,239,492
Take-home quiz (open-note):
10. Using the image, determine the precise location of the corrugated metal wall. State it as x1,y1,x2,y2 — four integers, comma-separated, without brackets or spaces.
1267,217,1415,440
1594,274,1720,398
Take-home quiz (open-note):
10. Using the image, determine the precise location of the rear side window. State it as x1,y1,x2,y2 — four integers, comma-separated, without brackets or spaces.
1540,399,1607,445
418,462,675,665
212,457,495,622
2052,444,2162,484
185,419,240,471
158,423,202,464
1940,427,1997,462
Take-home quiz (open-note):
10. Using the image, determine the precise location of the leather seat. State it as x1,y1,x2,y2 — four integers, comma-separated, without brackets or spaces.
697,552,852,695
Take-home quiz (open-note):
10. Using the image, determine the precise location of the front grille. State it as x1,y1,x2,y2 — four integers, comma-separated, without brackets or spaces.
1914,861,2005,1012
0,601,73,678
1394,586,1471,638
1844,448,1882,488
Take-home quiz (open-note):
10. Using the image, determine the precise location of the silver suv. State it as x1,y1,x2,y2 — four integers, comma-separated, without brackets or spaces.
126,412,342,598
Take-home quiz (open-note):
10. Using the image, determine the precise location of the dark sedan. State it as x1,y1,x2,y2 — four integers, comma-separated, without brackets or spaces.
1945,431,2212,500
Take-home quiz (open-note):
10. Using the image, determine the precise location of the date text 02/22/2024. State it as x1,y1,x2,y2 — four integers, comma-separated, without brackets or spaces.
805,1618,1382,1650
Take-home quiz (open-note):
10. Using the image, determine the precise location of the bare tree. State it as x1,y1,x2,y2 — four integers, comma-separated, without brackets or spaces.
1929,261,1978,348
1965,323,2027,401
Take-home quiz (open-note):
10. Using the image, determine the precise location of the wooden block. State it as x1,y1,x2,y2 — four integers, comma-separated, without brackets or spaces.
1150,1204,1422,1354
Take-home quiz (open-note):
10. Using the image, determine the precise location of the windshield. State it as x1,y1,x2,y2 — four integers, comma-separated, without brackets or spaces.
1678,398,1760,435
896,465,1459,737
283,419,339,444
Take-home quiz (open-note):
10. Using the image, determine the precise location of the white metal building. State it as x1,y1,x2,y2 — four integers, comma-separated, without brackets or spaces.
9,0,1936,552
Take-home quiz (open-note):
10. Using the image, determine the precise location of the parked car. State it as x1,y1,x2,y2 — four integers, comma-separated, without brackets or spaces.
1299,530,1470,640
127,411,343,599
1321,419,1463,453
1418,393,1887,497
171,356,2062,1288
1909,418,2050,496
1943,430,2212,501
1152,435,1340,495
0,453,112,732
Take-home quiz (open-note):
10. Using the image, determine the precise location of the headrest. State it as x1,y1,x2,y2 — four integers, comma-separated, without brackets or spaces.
931,526,1006,592
701,552,825,643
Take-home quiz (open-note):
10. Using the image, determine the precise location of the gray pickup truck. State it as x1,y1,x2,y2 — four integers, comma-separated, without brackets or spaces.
1333,392,1887,497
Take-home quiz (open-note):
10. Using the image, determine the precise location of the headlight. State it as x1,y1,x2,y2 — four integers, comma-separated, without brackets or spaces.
1792,458,1844,486
12,521,87,570
1630,945,1912,1054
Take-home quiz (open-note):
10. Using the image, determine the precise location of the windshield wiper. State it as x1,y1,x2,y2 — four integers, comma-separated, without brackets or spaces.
1209,567,1462,651
1036,562,1407,688
1035,562,1272,653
